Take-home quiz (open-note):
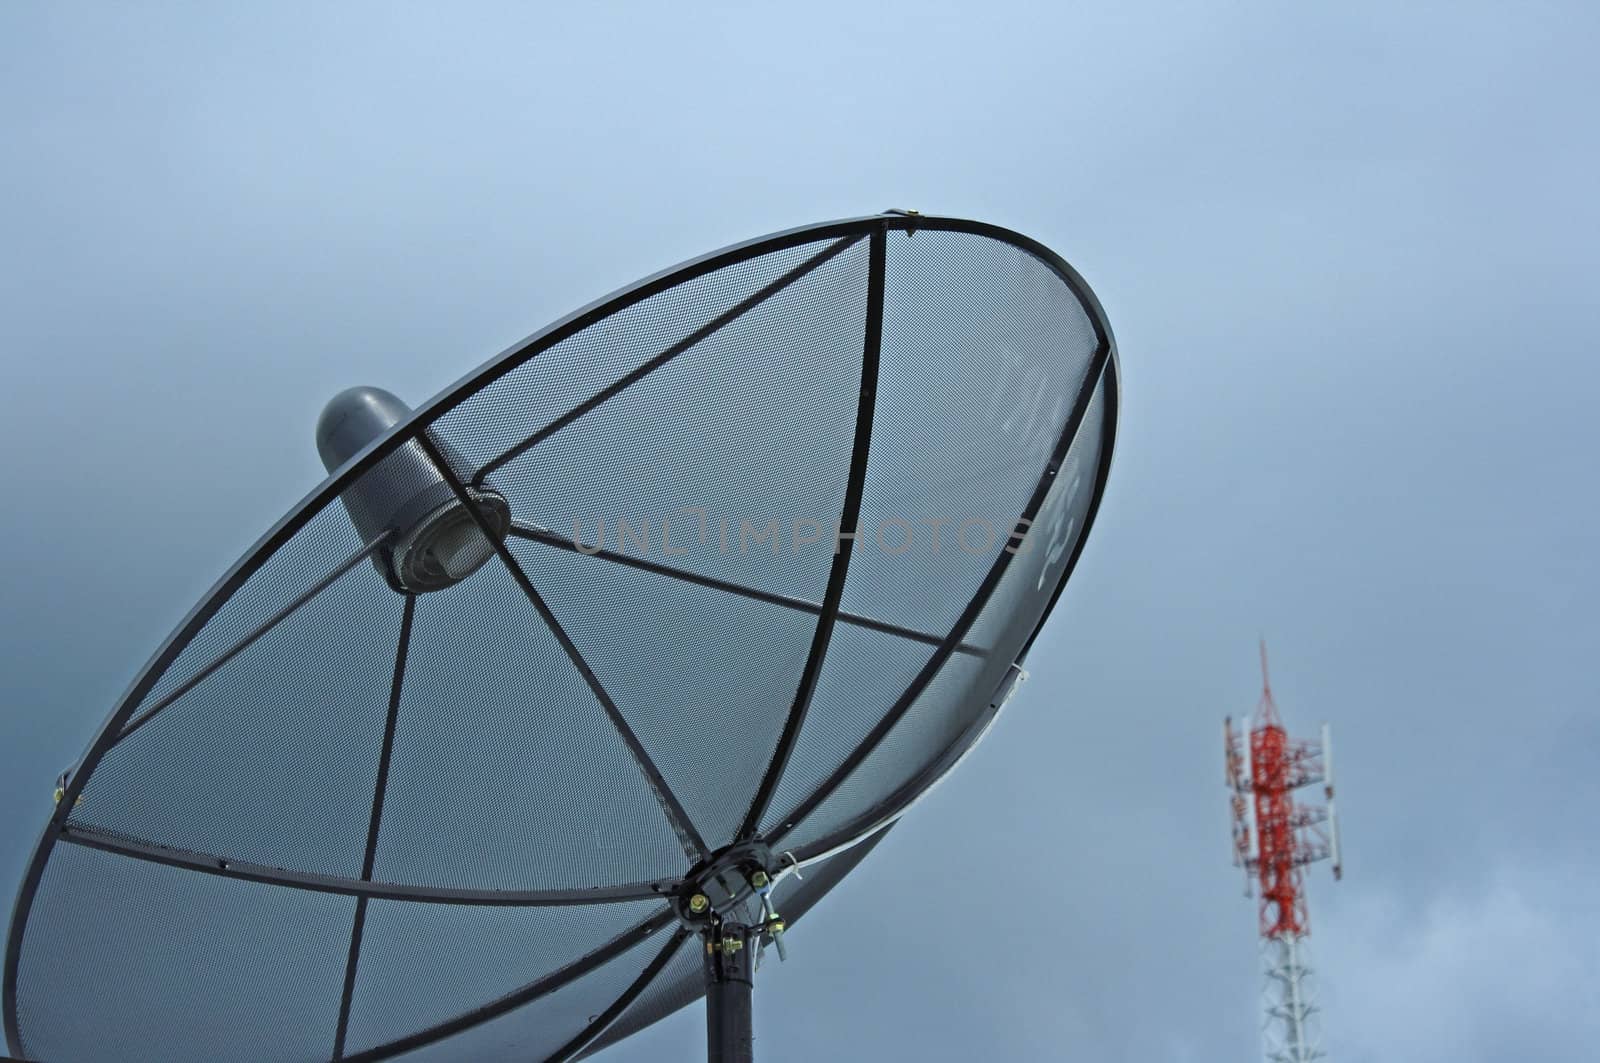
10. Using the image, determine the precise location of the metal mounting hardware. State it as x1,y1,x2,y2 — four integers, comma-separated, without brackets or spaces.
671,840,775,925
709,936,744,957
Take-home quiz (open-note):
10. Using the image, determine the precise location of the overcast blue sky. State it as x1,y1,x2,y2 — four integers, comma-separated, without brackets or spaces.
3,3,1598,1061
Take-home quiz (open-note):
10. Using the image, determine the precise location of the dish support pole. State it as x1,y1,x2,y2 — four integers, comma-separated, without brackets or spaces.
703,922,756,1063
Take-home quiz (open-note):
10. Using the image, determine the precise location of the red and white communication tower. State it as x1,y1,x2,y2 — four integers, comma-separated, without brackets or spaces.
1224,642,1343,1063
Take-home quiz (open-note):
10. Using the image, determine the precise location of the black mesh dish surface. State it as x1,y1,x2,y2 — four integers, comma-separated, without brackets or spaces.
4,214,1119,1062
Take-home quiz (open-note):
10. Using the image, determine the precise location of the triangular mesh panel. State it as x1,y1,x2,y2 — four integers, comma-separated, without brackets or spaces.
516,536,818,850
15,843,354,1063
369,563,684,891
71,560,400,878
759,618,939,838
344,899,662,1055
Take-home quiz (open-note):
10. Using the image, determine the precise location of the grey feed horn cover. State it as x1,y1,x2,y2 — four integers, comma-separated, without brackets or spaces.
5,213,1119,1063
316,386,512,594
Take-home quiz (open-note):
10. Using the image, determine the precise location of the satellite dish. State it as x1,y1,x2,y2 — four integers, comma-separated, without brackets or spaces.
4,212,1118,1063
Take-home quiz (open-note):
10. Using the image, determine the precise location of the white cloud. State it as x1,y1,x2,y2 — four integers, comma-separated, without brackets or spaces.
1319,864,1600,1063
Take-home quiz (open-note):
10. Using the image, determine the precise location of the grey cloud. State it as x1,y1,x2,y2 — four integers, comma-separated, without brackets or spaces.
2,1,1597,1060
